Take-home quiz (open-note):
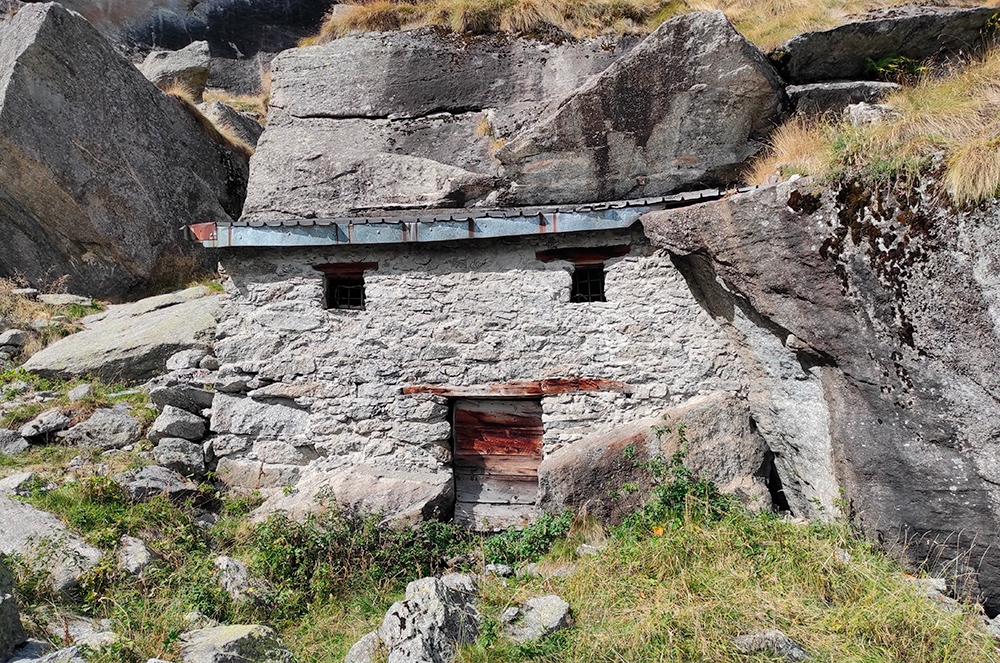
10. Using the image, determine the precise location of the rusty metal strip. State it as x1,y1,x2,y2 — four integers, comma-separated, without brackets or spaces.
191,186,757,248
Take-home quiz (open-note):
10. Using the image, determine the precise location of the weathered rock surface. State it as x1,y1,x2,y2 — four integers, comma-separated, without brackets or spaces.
200,101,264,148
376,574,479,663
539,391,772,522
245,11,782,219
344,631,380,663
0,428,29,456
214,556,273,606
44,615,117,650
251,464,455,524
114,465,199,502
19,646,88,663
141,41,211,101
242,28,636,221
150,383,215,414
502,595,571,643
178,624,293,663
18,409,70,440
149,405,207,443
787,81,900,115
154,438,206,476
0,554,27,662
734,629,809,661
0,495,101,594
497,11,785,205
23,287,219,381
0,329,27,347
0,3,245,297
122,0,335,56
57,407,142,450
641,177,1000,613
0,471,34,496
773,5,997,84
117,535,157,576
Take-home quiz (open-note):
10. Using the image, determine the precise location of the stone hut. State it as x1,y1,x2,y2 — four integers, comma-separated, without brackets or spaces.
191,190,788,529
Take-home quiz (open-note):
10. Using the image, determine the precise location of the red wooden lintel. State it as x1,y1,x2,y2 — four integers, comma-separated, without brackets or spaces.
403,377,632,398
313,262,379,276
535,244,631,265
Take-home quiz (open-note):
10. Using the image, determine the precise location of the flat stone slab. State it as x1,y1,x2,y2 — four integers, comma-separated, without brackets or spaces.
23,287,219,382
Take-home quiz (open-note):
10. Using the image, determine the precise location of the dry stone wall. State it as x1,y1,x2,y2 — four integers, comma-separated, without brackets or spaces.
212,226,753,517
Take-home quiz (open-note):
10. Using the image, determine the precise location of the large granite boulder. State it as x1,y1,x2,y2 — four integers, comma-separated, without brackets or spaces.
0,3,247,297
640,177,1000,613
241,11,783,221
0,496,102,595
773,5,998,84
23,286,218,382
538,391,774,523
496,11,785,205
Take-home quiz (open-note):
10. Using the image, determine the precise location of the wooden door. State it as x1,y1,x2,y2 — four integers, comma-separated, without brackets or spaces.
453,399,543,530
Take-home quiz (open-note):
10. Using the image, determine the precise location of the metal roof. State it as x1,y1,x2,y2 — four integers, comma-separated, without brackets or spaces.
188,186,753,248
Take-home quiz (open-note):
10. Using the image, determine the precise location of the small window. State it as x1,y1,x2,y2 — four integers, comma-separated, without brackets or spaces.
325,276,366,310
571,263,606,302
314,262,378,311
536,245,628,304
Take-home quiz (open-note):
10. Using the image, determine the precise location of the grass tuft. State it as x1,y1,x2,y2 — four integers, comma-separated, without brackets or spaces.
748,47,1000,204
307,0,997,49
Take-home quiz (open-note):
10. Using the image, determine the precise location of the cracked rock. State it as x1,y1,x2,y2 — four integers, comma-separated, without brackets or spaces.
376,573,479,663
503,595,572,643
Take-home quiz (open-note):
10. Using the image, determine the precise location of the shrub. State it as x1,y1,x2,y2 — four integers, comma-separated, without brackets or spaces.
483,510,573,564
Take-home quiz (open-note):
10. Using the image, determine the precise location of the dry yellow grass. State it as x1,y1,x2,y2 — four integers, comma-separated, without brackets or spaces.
308,0,998,49
749,47,1000,203
165,86,256,160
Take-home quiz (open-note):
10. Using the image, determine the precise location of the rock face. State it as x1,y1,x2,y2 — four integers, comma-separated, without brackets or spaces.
141,40,211,101
57,407,142,449
250,465,455,525
0,495,101,595
0,554,27,661
178,624,293,663
114,465,199,502
774,5,998,83
502,595,572,643
376,574,480,663
0,3,246,297
496,11,785,205
538,392,773,522
199,101,264,147
0,428,30,456
786,81,899,115
641,177,1000,613
23,286,219,381
242,11,783,221
148,405,207,443
122,0,335,56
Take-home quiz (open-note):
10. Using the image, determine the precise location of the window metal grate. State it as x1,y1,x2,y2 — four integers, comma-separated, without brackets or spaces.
571,263,606,303
325,276,366,310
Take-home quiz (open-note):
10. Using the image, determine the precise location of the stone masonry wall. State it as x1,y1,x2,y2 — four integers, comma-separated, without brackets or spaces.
211,225,749,514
